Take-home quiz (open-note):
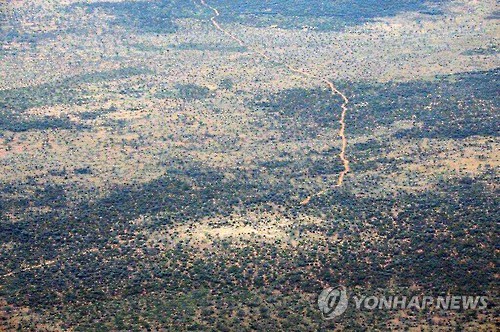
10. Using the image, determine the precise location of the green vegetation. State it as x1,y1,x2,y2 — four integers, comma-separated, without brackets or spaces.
0,68,149,131
255,87,344,139
175,84,212,100
0,112,84,132
0,0,497,330
72,0,203,34
254,69,498,141
170,43,247,53
462,45,498,56
0,168,496,330
342,69,499,139
0,67,149,112
154,84,213,100
214,0,448,30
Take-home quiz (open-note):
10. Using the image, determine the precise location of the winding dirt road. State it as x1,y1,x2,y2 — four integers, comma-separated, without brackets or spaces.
199,0,350,205
0,1,352,281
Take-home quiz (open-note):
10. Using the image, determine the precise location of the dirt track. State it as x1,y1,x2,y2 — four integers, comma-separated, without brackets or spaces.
199,0,350,205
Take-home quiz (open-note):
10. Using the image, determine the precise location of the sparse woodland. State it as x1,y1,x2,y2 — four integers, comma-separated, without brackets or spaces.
0,0,498,330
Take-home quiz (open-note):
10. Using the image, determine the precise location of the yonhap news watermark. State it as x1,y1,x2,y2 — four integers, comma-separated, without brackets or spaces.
318,285,489,320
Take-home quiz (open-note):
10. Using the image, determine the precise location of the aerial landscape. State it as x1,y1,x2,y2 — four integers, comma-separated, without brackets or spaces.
0,0,498,330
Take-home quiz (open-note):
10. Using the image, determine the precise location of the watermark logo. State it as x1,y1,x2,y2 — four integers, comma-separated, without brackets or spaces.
318,285,348,320
318,285,488,319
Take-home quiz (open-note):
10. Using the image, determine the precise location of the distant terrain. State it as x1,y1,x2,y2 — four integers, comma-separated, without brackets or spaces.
0,0,498,330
